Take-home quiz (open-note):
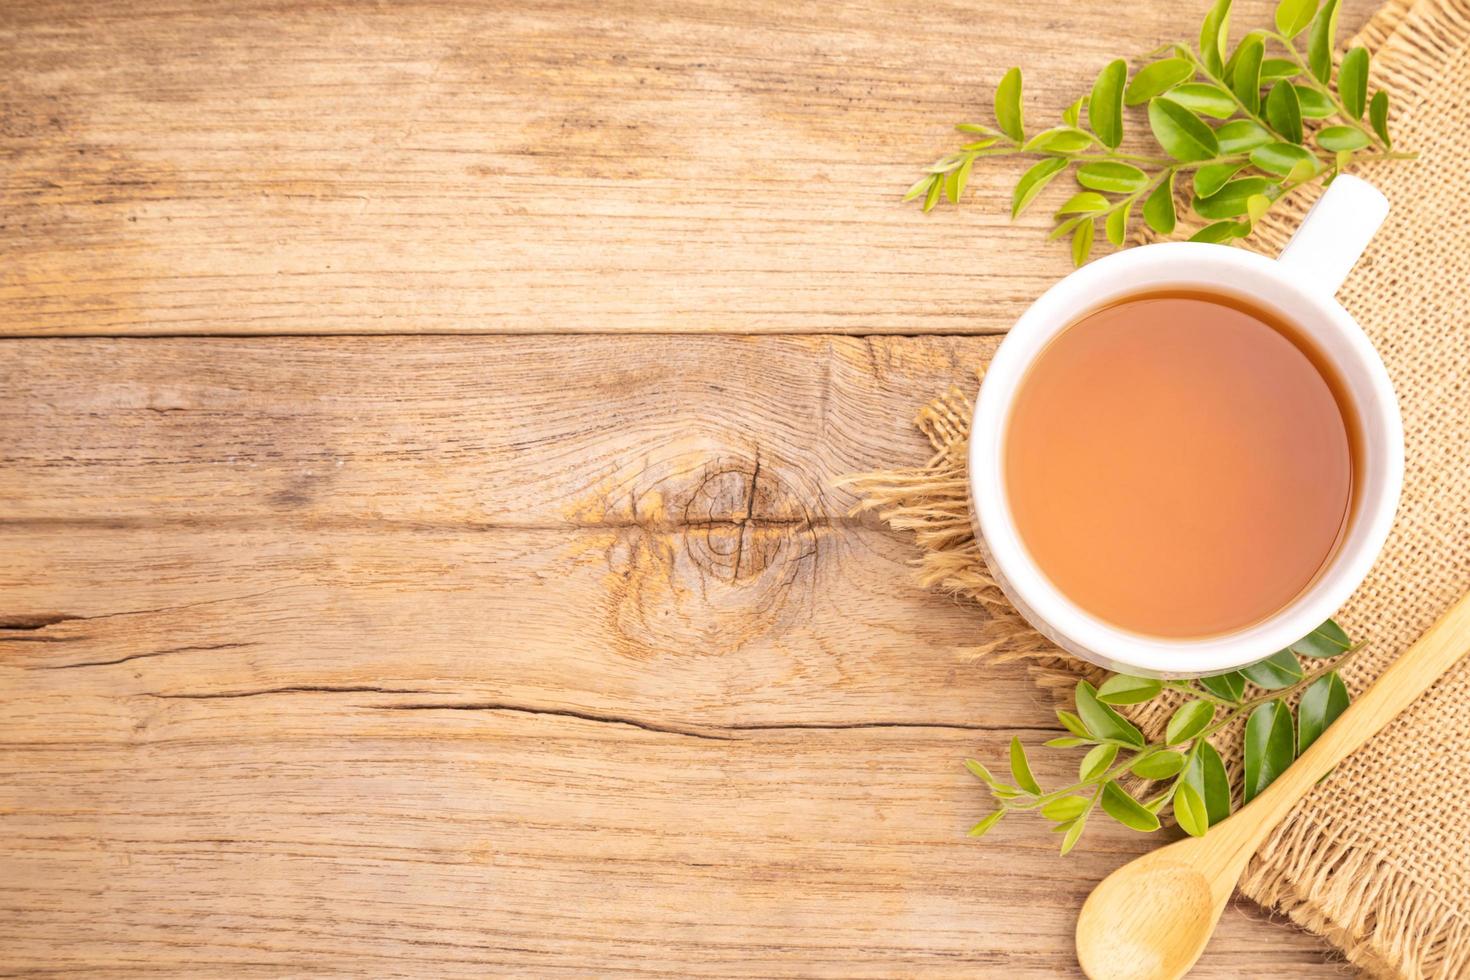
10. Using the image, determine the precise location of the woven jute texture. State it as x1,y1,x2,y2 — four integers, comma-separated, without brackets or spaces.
845,0,1470,974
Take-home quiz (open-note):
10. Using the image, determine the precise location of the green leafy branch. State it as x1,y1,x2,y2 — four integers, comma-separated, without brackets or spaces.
966,620,1364,853
906,0,1416,265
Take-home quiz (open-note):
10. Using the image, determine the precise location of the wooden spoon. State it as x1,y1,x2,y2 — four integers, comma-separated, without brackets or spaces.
1075,590,1470,980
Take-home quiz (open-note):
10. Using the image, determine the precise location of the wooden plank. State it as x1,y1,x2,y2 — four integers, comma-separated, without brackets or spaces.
0,687,1342,977
0,335,1344,973
0,0,1377,336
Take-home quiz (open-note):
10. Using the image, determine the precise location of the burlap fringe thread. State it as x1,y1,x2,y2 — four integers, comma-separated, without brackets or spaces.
837,381,1096,692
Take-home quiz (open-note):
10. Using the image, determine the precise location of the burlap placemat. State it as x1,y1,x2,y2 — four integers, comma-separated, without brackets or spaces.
846,0,1470,974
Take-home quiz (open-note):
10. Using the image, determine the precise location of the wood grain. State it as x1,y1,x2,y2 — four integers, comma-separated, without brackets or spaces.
0,336,1346,975
0,0,1377,336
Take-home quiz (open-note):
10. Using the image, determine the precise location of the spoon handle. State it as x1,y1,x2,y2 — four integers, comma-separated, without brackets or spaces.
1240,590,1470,839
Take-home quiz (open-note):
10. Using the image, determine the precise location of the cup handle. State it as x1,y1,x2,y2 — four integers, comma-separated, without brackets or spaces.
1275,174,1389,297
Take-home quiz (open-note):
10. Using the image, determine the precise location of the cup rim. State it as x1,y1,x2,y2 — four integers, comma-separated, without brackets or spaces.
968,241,1403,677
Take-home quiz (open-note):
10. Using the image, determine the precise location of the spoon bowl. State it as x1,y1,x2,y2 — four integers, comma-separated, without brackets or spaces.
1075,839,1238,980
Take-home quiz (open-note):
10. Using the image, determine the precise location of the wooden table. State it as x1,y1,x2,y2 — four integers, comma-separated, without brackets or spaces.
1,1,1379,974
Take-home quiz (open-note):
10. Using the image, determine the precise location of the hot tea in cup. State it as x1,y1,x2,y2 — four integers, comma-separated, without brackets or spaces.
1004,290,1354,638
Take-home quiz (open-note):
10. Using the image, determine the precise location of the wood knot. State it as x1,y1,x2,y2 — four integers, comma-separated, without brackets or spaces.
580,446,822,660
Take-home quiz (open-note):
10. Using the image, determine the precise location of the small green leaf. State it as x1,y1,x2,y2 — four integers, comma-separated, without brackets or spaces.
1266,82,1304,143
1194,177,1277,219
1199,0,1234,77
1131,750,1188,780
1276,0,1317,38
1243,700,1296,802
1050,215,1088,240
1292,85,1335,117
1194,161,1245,198
1071,217,1096,267
1261,57,1301,82
1199,671,1246,702
1183,740,1232,823
1011,157,1068,218
1089,59,1128,149
955,156,974,200
1148,98,1219,162
943,168,960,204
1125,58,1195,105
1298,670,1350,753
1143,171,1177,234
964,758,1000,786
1080,742,1119,781
1164,83,1236,119
1166,700,1216,745
1289,620,1352,658
1097,674,1164,705
1105,201,1131,247
1077,161,1150,193
995,67,1024,142
1231,36,1265,113
903,174,936,203
956,122,999,135
1056,191,1112,215
1190,220,1249,243
1009,736,1041,795
1241,648,1305,689
1369,90,1391,147
1247,193,1272,224
1057,709,1091,738
1101,780,1162,832
923,176,942,212
968,809,1006,837
1216,119,1274,153
1045,735,1091,748
1042,795,1092,822
1287,156,1319,183
1062,96,1085,128
1251,140,1318,176
1060,811,1088,855
1075,681,1145,746
1024,126,1096,153
1174,781,1210,837
926,154,965,174
1308,0,1341,84
1318,125,1370,151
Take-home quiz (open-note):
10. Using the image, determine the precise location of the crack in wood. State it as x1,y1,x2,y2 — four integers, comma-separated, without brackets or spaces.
0,613,84,630
136,687,1051,742
32,642,260,670
145,685,430,700
732,449,760,582
0,587,293,633
377,701,738,741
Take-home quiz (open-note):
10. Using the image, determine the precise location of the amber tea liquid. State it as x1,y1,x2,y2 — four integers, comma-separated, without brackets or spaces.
1004,290,1355,638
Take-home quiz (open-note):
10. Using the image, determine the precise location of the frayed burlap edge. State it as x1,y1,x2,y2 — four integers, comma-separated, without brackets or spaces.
836,380,1108,699
842,0,1470,974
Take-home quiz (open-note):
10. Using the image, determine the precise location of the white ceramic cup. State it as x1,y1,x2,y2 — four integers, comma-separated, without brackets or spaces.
969,175,1403,678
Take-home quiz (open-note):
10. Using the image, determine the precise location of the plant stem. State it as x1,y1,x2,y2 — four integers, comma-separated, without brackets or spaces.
1178,48,1277,136
1265,31,1386,151
998,642,1373,814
